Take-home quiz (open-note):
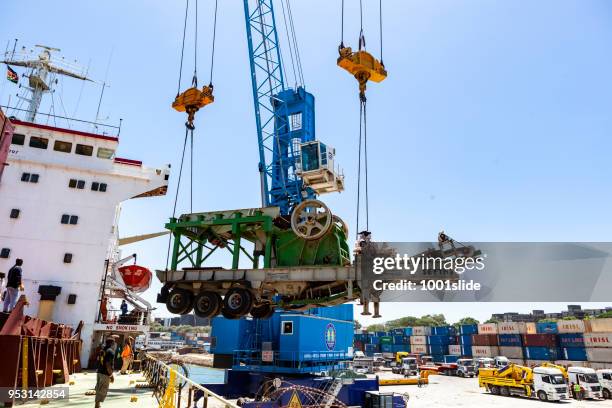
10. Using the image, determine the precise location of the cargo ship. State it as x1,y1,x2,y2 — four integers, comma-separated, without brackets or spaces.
0,44,169,367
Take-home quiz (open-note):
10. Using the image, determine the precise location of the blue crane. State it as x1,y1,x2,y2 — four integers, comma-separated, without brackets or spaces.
243,0,342,216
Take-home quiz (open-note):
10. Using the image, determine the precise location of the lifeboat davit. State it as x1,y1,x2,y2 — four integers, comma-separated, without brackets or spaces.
118,265,152,293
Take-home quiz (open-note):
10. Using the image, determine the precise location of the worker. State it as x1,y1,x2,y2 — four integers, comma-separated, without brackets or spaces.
120,299,128,316
3,259,23,313
100,297,108,323
120,337,133,375
573,382,583,400
95,337,116,408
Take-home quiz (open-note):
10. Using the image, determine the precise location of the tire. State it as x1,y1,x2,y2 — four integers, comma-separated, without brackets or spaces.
500,387,510,397
603,389,611,399
250,302,275,319
166,288,193,314
537,391,548,401
458,371,464,378
490,386,500,395
222,288,253,318
193,291,221,318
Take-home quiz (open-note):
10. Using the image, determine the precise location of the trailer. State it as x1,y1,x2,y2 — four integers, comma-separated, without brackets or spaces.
479,363,569,401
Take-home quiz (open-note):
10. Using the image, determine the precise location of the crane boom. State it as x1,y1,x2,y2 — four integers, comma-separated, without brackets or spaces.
243,0,316,215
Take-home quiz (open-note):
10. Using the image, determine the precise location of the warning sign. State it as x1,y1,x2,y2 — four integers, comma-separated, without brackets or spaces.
287,391,302,408
262,350,274,362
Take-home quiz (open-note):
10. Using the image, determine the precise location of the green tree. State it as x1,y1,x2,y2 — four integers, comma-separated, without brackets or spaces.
454,317,479,327
597,311,612,318
484,318,500,324
367,323,387,332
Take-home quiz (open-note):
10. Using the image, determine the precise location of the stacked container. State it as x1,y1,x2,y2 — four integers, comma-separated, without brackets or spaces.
473,324,499,357
557,320,588,362
412,326,432,336
584,318,612,363
523,333,559,361
459,324,477,356
498,322,526,360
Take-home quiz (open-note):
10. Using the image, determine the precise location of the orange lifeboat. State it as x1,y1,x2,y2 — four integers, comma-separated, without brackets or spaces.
118,265,152,293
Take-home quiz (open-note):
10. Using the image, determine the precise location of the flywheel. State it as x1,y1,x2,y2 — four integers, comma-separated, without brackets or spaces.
291,199,333,240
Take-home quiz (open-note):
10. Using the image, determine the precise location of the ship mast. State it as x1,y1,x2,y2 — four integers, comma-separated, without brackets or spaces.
1,44,91,122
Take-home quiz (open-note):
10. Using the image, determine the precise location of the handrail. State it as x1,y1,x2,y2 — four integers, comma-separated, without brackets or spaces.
144,354,239,408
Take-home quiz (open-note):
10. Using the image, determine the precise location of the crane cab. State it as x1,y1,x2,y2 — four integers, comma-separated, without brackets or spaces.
296,141,344,194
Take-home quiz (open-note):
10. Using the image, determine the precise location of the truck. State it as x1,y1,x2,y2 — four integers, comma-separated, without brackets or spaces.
475,357,495,369
494,356,509,368
478,363,569,401
391,356,419,376
597,369,612,399
456,358,476,378
567,366,603,399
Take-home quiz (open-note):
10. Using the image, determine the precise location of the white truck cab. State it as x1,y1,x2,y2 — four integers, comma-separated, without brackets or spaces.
597,369,612,399
532,367,569,401
568,366,603,399
456,358,476,378
494,356,510,368
476,357,494,369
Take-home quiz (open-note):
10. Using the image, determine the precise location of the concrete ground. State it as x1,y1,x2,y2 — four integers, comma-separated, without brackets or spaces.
381,374,612,407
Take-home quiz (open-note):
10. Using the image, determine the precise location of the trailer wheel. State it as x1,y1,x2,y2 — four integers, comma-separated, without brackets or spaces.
222,288,253,318
490,385,499,395
500,387,510,397
193,291,221,318
537,391,547,401
603,389,611,399
250,302,275,319
166,288,193,314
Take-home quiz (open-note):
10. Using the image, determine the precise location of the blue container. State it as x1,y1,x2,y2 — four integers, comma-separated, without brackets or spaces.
558,333,585,348
404,327,413,336
368,336,380,345
376,331,387,337
429,344,448,355
431,354,445,363
563,347,587,361
391,328,405,336
460,324,478,335
308,304,354,321
279,314,354,361
429,335,454,345
460,344,472,356
393,335,405,345
392,344,410,353
443,355,459,363
536,322,559,334
364,350,374,357
381,344,393,353
499,334,523,347
211,317,255,354
364,343,379,353
524,346,560,361
459,335,473,346
433,326,456,336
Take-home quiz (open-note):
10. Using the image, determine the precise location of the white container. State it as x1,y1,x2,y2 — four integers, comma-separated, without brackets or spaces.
412,326,432,336
410,335,428,345
556,320,586,334
589,362,612,370
498,322,527,334
583,333,612,348
478,323,498,334
472,345,499,358
526,323,537,334
448,345,462,355
589,318,612,333
410,344,428,354
587,348,612,363
499,346,524,359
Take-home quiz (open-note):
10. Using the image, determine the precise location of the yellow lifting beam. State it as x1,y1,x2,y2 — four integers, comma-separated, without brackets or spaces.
337,46,387,100
172,85,214,129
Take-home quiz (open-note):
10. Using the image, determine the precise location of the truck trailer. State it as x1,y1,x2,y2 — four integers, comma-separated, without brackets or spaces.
479,363,569,401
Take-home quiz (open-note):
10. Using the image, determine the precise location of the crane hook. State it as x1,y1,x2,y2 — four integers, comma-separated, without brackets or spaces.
172,84,214,129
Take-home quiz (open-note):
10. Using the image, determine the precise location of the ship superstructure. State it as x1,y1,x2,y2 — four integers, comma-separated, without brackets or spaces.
0,45,169,366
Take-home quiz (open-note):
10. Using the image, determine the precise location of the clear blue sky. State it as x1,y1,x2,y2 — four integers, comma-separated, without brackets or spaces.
2,1,611,323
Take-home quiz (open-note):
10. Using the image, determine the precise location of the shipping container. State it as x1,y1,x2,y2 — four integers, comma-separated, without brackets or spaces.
460,344,472,356
498,322,527,334
478,323,498,334
410,335,428,345
393,335,405,345
412,326,432,336
526,322,537,334
558,333,585,348
499,346,524,359
508,358,525,365
524,346,560,361
354,340,365,352
472,345,499,358
443,355,459,363
376,331,387,337
586,347,612,363
410,344,428,354
391,328,405,336
589,318,612,333
449,345,462,355
380,336,393,344
432,326,456,336
498,334,522,347
588,362,612,369
459,335,473,346
556,320,587,334
555,360,588,368
536,322,558,334
429,344,448,355
404,327,413,336
522,334,557,348
459,324,478,335
428,335,454,345
365,343,379,353
381,344,393,353
432,354,445,363
562,347,587,361
392,344,410,353
472,334,499,346
525,359,549,367
583,332,612,348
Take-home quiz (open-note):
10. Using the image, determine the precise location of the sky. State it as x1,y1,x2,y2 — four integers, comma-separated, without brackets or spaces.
1,1,611,324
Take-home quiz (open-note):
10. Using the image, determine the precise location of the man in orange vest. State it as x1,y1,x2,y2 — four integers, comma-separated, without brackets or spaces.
120,337,133,374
